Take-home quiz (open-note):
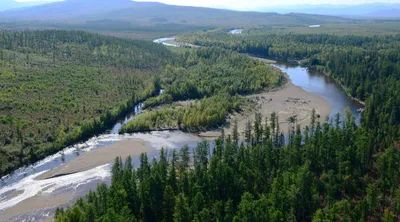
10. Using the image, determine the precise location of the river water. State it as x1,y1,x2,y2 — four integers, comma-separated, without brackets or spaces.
0,37,363,221
274,63,364,122
228,29,243,34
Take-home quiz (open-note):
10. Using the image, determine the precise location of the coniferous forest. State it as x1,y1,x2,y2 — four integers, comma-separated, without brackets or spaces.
54,27,400,221
178,29,400,142
55,110,400,221
0,30,173,176
0,14,400,222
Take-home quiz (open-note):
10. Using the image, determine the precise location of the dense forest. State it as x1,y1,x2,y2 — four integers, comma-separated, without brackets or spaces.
120,94,243,133
53,26,400,221
177,29,400,141
0,30,174,176
149,48,283,104
55,110,400,221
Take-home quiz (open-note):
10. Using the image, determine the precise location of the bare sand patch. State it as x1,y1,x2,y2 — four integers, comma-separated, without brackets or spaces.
198,54,331,138
36,139,151,180
199,80,331,138
0,194,73,222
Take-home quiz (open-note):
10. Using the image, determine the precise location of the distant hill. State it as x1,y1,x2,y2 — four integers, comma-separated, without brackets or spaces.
0,0,56,11
262,3,400,19
0,0,352,29
364,9,400,19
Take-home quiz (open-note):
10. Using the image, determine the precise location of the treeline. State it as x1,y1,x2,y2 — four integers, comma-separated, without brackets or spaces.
0,30,171,177
0,30,174,69
177,30,400,99
177,29,400,141
120,94,243,133
56,110,400,221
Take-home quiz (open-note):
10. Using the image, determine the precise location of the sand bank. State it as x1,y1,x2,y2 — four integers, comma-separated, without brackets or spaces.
36,139,151,180
0,140,152,222
199,54,331,138
200,78,332,138
0,194,73,222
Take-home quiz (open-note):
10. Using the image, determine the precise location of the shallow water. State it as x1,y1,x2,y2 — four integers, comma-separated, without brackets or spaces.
153,37,178,47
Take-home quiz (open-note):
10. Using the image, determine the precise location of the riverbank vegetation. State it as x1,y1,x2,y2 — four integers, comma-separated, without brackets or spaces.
122,48,283,133
120,94,243,133
177,28,400,141
56,110,400,221
178,28,399,99
0,30,173,177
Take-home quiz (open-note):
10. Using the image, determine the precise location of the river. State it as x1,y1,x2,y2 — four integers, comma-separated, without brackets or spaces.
0,37,363,221
228,29,243,34
274,63,364,123
0,95,205,221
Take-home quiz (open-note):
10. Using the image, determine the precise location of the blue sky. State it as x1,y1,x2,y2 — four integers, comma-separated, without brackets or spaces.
16,0,400,11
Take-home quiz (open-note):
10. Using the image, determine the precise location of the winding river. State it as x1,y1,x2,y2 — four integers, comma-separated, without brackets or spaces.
0,36,363,221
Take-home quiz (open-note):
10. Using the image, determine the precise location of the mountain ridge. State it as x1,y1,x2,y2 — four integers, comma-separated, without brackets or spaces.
260,3,400,18
0,0,57,11
0,0,352,28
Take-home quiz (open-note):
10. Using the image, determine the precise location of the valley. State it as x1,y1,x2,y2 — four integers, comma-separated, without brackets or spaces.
0,35,365,221
0,0,399,221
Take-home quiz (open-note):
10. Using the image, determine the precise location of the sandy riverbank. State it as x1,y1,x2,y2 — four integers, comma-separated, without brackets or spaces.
199,77,332,138
36,139,151,180
0,140,152,222
199,54,331,138
0,194,73,222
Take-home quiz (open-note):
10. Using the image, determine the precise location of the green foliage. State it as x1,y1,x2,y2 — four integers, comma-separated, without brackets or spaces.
164,48,283,100
178,28,400,142
121,94,243,133
4,22,400,222
125,47,283,133
0,30,174,176
57,112,400,221
57,26,400,221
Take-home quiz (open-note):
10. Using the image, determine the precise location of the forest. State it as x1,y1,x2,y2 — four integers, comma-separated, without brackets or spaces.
177,28,400,141
120,94,243,133
55,110,400,221
54,25,400,221
0,30,173,177
1,20,400,222
121,48,283,133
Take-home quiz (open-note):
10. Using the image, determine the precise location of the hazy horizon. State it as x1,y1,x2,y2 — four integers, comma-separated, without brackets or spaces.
14,0,400,11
